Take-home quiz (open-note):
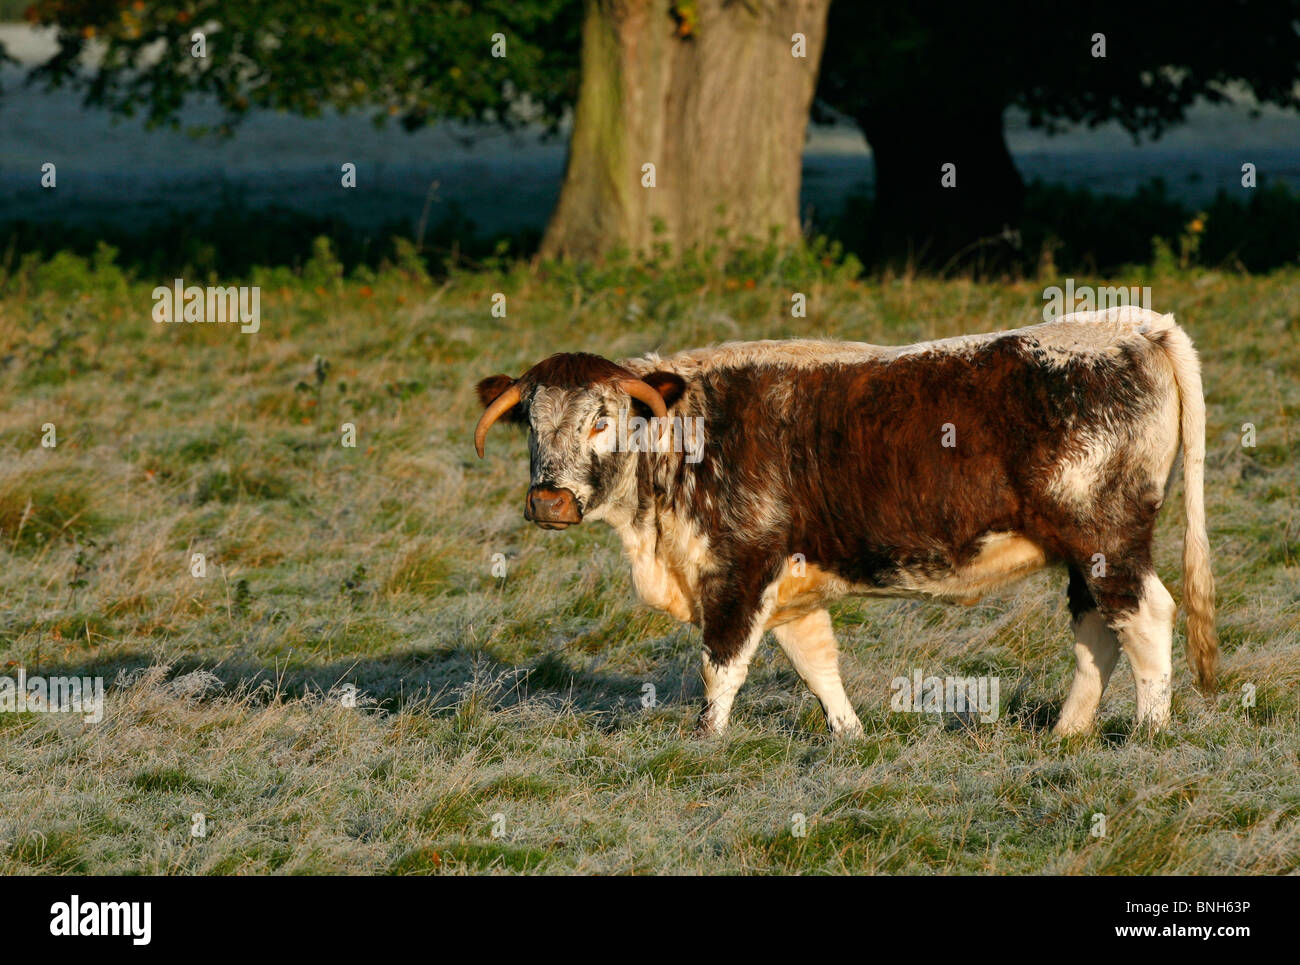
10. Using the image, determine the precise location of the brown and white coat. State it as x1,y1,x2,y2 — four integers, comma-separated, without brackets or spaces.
475,306,1217,737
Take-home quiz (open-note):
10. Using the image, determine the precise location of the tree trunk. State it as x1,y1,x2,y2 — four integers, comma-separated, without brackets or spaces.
859,98,1024,267
541,0,831,261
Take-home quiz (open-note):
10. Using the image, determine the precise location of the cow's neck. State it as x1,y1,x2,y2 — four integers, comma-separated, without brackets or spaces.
601,451,703,625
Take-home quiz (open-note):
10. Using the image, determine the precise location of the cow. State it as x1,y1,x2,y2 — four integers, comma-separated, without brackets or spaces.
473,306,1217,739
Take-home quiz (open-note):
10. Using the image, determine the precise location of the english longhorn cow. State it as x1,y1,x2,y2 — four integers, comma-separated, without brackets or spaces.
474,307,1217,738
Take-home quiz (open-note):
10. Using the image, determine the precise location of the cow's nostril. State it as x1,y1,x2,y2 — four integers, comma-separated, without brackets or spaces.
525,486,582,527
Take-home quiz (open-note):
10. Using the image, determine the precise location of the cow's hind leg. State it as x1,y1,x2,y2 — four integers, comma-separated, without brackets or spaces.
1060,562,1175,735
772,609,863,738
1114,571,1176,733
1055,565,1121,736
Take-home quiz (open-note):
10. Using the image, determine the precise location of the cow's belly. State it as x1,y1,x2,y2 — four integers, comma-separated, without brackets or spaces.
631,530,1050,629
871,532,1050,605
768,531,1050,622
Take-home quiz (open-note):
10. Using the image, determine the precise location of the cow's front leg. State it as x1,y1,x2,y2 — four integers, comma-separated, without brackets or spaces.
772,609,863,738
695,570,777,737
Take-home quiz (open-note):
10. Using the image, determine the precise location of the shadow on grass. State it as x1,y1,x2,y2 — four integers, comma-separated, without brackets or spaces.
19,639,703,722
998,680,1140,746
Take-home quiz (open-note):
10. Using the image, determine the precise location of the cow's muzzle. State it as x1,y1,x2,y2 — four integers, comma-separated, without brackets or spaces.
525,486,582,529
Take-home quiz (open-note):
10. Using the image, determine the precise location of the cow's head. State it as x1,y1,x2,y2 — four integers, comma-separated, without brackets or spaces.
475,353,685,529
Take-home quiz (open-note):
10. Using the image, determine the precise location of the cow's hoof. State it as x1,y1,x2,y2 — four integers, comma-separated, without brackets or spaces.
1132,715,1171,739
1052,721,1092,738
829,716,864,739
693,714,722,739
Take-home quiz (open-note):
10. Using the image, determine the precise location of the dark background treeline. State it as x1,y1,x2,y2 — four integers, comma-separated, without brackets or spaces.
3,179,1299,280
1,1,1298,279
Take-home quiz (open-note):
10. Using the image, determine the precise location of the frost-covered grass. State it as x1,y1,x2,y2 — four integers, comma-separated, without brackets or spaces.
1,249,1296,873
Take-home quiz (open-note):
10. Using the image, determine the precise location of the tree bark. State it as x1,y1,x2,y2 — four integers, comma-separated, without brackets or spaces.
859,98,1024,266
541,0,831,261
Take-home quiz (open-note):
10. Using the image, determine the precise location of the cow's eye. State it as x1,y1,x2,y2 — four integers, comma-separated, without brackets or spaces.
591,417,610,436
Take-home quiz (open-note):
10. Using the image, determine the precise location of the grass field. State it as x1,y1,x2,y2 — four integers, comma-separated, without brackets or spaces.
1,244,1297,874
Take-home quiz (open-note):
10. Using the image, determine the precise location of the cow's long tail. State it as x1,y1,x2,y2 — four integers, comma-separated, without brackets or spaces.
1148,313,1218,692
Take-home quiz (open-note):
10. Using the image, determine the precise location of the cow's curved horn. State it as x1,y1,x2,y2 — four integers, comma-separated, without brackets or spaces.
474,383,522,458
619,379,668,420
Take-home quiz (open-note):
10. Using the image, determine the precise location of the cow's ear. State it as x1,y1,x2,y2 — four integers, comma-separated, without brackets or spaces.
477,374,527,423
639,371,687,410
